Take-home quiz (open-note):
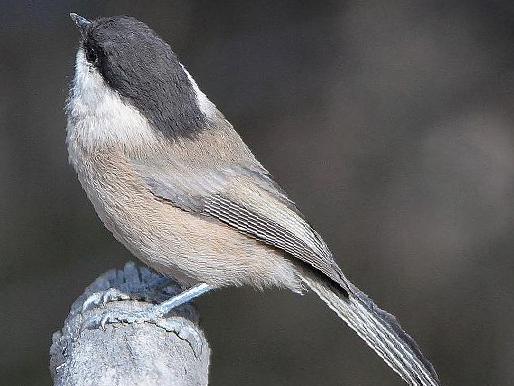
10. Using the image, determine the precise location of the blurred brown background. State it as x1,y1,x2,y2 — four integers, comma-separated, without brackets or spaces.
1,1,513,385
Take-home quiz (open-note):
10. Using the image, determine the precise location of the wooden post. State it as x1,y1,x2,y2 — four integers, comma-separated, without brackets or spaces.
50,262,210,386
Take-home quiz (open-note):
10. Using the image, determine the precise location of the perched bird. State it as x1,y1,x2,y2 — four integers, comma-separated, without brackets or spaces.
67,13,440,385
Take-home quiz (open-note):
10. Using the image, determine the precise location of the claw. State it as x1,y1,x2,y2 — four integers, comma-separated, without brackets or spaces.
100,314,109,330
82,288,131,312
82,292,103,312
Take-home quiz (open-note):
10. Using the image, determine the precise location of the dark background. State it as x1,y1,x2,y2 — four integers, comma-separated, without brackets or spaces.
1,1,513,385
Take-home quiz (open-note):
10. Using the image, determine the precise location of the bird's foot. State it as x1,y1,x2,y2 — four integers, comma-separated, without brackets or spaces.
82,288,133,312
82,283,211,329
82,306,163,330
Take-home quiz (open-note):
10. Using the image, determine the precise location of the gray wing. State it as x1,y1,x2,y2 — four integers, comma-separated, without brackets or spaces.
131,154,347,288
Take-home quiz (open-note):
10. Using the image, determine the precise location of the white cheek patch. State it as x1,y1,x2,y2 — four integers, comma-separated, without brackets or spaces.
66,48,158,151
180,64,218,119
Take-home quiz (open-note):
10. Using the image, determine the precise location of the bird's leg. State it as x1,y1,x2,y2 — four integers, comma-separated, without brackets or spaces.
82,283,212,330
146,283,211,318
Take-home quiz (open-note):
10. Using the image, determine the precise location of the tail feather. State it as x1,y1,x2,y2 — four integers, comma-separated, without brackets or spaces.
300,273,440,386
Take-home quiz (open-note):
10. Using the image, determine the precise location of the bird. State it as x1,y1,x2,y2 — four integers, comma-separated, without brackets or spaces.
66,13,440,385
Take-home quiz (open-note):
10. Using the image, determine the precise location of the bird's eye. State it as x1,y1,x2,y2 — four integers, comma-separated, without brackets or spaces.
84,45,97,63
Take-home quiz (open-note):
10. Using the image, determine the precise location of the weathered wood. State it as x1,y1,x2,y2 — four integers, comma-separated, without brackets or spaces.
50,262,210,386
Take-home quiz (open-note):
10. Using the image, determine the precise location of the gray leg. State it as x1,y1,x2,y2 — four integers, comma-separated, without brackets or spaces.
149,283,211,318
83,283,212,330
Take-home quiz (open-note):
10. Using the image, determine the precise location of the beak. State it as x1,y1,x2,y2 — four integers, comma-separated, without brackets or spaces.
70,13,91,36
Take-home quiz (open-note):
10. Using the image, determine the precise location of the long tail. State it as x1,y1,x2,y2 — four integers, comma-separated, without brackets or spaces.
300,272,440,386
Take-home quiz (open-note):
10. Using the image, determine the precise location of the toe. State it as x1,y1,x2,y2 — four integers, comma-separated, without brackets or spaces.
82,292,103,312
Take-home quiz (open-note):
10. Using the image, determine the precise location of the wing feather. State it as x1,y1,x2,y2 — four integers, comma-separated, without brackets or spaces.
131,157,347,288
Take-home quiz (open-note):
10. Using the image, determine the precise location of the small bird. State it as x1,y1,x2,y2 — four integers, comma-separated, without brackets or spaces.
67,13,440,385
